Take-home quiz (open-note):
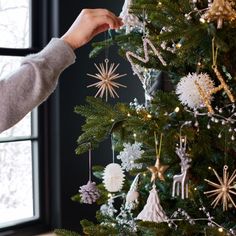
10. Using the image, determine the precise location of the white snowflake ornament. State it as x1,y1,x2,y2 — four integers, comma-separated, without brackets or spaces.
176,72,215,109
103,163,125,192
136,184,168,223
117,142,144,171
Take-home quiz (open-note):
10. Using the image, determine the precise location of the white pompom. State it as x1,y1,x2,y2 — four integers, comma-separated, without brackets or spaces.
176,72,215,109
103,163,125,192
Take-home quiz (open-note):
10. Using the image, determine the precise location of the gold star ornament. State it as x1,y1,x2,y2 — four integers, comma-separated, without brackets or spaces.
147,156,169,182
87,59,127,102
204,165,236,211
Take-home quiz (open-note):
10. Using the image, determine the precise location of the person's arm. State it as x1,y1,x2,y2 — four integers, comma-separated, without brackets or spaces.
0,9,123,133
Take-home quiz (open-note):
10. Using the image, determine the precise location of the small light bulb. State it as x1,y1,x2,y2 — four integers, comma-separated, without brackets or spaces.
197,62,202,66
175,107,180,113
194,187,197,191
176,43,182,49
108,193,112,198
133,133,137,138
147,114,152,119
127,113,131,117
208,166,212,170
111,119,115,122
200,18,206,23
143,173,146,177
218,228,223,233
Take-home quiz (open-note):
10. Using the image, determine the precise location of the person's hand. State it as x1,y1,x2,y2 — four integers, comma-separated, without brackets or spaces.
61,9,123,50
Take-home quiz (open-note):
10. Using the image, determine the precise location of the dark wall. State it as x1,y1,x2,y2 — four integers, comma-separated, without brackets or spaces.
53,0,144,233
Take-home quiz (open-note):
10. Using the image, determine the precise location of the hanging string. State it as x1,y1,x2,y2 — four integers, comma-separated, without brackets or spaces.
111,135,115,163
154,132,163,158
142,8,146,38
88,143,92,182
212,37,219,68
159,133,163,157
224,132,228,165
104,30,111,59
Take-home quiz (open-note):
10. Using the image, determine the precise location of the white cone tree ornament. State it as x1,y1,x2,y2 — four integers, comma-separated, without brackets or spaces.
136,184,168,223
103,163,125,192
125,173,140,210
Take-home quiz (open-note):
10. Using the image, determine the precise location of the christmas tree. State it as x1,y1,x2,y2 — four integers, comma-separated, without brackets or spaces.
55,0,236,235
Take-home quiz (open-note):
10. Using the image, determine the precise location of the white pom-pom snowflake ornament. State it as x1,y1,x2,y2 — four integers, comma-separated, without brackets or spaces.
117,142,144,171
176,72,215,109
103,163,125,192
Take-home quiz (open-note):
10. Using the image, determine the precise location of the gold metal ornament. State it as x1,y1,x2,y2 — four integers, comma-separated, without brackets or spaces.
195,66,235,114
195,38,235,113
204,165,236,211
147,133,169,182
202,0,236,28
147,156,169,182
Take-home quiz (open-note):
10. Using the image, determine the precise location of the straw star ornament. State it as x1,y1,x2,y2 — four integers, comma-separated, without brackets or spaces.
204,165,236,211
87,59,127,101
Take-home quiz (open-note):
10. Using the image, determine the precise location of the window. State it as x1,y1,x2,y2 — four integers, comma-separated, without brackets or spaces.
0,0,41,232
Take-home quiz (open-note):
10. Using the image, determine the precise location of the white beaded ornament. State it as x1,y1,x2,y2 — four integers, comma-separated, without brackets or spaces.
103,163,125,192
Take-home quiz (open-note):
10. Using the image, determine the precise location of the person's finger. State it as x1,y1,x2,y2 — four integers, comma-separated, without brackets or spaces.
93,24,110,35
89,9,122,28
93,15,120,30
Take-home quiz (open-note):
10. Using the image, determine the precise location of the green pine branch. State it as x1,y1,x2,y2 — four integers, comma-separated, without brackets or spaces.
54,229,81,236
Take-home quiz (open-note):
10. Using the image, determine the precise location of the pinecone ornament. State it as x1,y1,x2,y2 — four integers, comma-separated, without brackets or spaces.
79,181,100,204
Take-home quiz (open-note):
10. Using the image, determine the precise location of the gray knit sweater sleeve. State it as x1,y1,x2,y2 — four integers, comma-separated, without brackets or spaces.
0,38,76,133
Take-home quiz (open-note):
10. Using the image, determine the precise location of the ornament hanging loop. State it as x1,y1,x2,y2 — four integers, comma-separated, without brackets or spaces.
88,142,92,182
142,8,148,38
104,30,111,59
212,37,219,68
154,132,163,158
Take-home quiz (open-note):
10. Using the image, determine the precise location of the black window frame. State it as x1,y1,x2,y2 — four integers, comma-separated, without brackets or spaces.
0,0,55,235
